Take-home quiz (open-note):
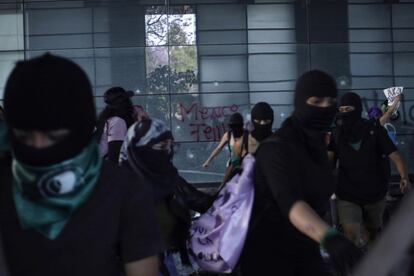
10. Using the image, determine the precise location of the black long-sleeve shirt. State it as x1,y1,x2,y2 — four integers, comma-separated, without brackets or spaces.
248,118,336,254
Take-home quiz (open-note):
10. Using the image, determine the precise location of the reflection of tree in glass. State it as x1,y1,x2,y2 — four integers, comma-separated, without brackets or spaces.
145,5,198,121
146,65,196,93
145,6,195,46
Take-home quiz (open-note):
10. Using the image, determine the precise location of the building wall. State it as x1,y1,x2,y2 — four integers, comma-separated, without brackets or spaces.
1,0,413,183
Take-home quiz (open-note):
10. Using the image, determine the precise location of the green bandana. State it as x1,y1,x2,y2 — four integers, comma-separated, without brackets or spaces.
349,140,362,151
12,141,102,240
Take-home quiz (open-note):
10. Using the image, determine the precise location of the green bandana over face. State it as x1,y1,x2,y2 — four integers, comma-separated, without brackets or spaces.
12,141,102,240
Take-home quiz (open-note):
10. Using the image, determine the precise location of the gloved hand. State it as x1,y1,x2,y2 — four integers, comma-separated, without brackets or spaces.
322,228,362,276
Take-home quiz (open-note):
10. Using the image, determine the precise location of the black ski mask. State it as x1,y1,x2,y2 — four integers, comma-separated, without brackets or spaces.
4,54,96,166
336,92,364,143
292,70,338,164
228,113,244,138
251,102,274,141
293,70,338,132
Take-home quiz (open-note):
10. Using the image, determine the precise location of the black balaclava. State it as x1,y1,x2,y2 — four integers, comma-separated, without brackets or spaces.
293,70,338,132
337,92,364,142
251,102,274,141
4,53,96,166
292,70,337,163
228,112,244,138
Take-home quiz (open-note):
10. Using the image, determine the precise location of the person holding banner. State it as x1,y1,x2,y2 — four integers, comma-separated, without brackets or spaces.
331,92,411,247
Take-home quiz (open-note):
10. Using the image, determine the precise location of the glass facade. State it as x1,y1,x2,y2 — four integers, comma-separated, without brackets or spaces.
0,0,413,183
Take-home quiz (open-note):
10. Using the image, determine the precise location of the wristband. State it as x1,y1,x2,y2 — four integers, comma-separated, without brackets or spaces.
321,227,340,248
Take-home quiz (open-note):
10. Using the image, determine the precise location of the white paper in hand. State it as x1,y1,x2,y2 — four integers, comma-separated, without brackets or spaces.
383,87,403,115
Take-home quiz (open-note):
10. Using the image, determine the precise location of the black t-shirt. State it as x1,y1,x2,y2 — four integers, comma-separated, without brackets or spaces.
247,119,335,255
0,161,164,276
331,120,397,205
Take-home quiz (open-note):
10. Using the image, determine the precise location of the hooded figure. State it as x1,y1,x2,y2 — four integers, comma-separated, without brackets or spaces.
336,92,364,143
0,53,163,276
3,54,101,240
291,70,338,162
120,118,177,200
240,70,361,276
251,102,274,142
293,70,338,132
119,118,213,273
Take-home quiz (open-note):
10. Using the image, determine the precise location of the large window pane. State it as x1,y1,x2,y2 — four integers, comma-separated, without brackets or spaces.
0,51,24,99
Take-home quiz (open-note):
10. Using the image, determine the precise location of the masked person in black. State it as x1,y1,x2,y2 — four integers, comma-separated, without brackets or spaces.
330,92,410,246
244,102,275,154
0,54,163,276
96,87,135,163
240,70,361,276
119,118,213,275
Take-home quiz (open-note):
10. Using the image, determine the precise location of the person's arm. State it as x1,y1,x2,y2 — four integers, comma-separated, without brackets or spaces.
380,95,401,126
258,142,361,274
376,121,410,193
202,132,229,168
389,151,411,193
258,142,330,242
106,118,128,163
288,200,330,243
125,255,158,276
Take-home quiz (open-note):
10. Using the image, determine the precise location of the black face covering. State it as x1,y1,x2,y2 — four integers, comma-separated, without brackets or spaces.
295,105,337,132
293,70,338,132
251,102,274,141
128,145,177,201
336,92,364,142
292,70,338,163
134,147,175,175
4,54,96,166
229,124,244,138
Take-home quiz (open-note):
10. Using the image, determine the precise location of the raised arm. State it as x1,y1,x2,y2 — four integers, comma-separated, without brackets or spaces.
380,95,401,126
202,131,230,168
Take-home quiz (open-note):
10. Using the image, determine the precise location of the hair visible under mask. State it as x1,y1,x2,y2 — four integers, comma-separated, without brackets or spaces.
95,87,135,141
4,53,96,166
251,102,274,141
228,113,244,138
